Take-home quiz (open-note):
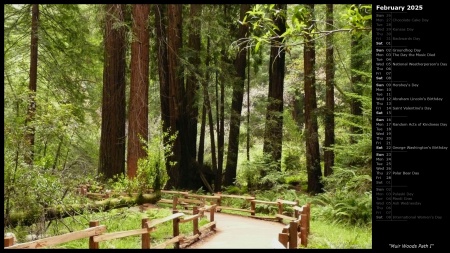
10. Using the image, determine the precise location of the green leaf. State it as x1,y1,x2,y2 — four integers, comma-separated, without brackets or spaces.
255,40,261,53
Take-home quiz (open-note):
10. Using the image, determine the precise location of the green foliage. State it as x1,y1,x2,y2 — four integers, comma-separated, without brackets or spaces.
322,166,372,194
282,147,302,172
237,153,288,192
314,76,372,227
10,207,210,248
107,128,176,195
334,81,372,168
314,164,372,226
307,219,372,249
3,161,84,236
137,129,176,192
284,174,306,186
244,4,288,53
314,189,372,226
107,174,139,196
342,4,372,30
223,185,247,195
4,5,103,232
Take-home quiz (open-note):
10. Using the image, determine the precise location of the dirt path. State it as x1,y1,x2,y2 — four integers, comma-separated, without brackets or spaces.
186,212,287,249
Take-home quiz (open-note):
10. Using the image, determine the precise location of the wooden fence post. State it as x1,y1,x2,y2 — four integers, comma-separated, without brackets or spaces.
277,200,283,215
288,221,298,249
172,196,178,211
89,220,99,249
294,200,300,219
183,193,189,210
300,214,308,247
294,209,299,220
278,233,288,248
4,236,14,247
210,205,215,229
305,203,311,234
193,206,199,235
172,210,180,249
250,200,256,216
142,218,150,249
216,192,221,211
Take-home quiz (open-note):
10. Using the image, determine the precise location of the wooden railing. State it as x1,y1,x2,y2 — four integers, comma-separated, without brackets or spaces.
6,188,308,249
4,199,217,249
159,190,311,249
277,203,311,249
159,190,303,222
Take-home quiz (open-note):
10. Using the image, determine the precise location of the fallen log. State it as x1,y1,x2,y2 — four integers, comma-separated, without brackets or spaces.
5,194,159,228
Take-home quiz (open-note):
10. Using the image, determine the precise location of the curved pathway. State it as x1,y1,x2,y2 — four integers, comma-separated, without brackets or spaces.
187,212,286,249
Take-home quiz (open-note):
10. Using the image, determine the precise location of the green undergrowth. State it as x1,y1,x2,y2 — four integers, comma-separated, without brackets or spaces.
11,207,210,249
304,219,372,249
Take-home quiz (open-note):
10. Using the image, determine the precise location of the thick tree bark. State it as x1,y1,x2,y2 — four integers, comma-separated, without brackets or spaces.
186,4,202,162
324,4,335,177
223,4,251,187
262,4,287,175
99,4,127,180
166,4,184,189
304,4,323,194
24,4,39,165
154,4,171,176
127,4,150,178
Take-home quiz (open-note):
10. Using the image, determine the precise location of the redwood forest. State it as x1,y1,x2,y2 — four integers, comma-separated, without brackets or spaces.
4,4,373,248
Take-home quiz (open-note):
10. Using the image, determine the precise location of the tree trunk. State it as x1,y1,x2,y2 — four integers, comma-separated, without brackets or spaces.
24,4,39,166
154,4,172,178
215,56,224,180
324,4,335,177
218,57,225,181
186,4,202,162
166,4,184,189
304,4,323,194
262,3,287,175
224,4,251,187
203,38,219,191
198,97,207,165
127,4,150,179
99,4,127,180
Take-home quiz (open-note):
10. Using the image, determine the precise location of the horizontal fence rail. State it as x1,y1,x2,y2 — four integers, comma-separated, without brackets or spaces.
7,187,310,249
278,203,311,249
4,198,217,249
158,190,311,249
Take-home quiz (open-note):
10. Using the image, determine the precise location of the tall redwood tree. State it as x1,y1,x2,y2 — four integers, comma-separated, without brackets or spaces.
224,4,251,187
304,4,323,194
324,4,335,177
127,4,150,178
99,4,127,179
262,4,287,176
154,4,171,174
165,4,184,188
